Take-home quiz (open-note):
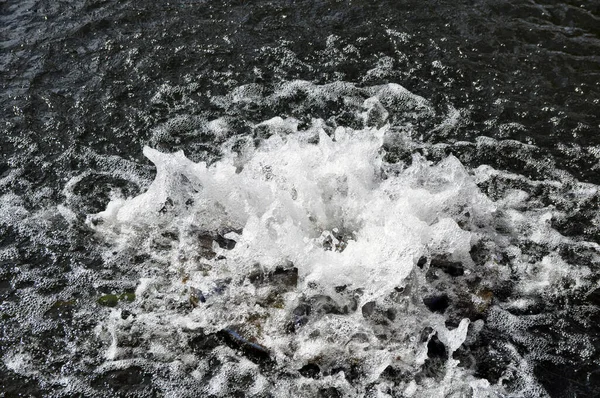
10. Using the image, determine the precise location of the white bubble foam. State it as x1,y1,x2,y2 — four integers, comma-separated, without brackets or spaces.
85,81,600,397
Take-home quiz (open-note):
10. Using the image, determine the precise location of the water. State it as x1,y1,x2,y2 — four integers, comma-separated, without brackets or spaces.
1,1,599,397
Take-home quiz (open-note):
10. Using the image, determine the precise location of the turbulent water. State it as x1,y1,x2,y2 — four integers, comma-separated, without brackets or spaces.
1,1,600,397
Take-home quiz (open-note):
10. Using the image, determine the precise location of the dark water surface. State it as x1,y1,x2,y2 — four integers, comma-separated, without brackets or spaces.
1,1,600,397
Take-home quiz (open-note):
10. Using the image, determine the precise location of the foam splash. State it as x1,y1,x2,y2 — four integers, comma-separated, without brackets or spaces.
97,121,488,296
89,121,490,395
86,82,598,397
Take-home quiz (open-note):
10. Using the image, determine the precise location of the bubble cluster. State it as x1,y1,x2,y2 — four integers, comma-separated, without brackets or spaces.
82,81,600,397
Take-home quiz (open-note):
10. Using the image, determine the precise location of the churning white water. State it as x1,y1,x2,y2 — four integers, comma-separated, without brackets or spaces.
22,80,594,397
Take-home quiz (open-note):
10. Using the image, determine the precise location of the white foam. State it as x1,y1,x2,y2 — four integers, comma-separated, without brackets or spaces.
92,119,495,301
85,81,600,397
